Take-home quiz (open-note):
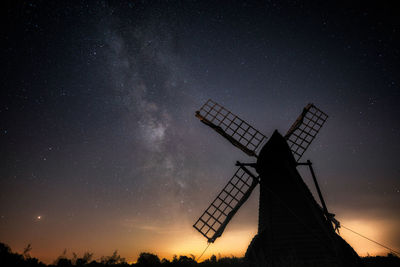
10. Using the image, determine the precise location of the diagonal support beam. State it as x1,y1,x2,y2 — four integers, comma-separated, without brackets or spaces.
297,160,339,231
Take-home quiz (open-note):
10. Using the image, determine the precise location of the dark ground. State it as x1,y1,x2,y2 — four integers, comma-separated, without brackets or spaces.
1,242,399,267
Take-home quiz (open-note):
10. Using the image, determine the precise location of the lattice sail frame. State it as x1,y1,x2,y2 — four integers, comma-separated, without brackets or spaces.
193,166,258,243
193,100,329,243
195,99,267,157
285,103,328,161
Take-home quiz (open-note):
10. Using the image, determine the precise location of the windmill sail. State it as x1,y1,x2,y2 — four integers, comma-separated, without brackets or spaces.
285,103,328,161
193,166,258,243
195,99,267,157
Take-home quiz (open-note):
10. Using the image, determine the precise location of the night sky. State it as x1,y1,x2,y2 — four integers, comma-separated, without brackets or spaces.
1,0,399,264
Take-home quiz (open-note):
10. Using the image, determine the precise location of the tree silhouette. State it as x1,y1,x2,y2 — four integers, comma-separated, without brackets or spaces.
75,252,93,266
23,244,32,259
100,250,126,265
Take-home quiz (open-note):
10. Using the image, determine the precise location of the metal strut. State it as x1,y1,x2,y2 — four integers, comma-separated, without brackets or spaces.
235,162,257,169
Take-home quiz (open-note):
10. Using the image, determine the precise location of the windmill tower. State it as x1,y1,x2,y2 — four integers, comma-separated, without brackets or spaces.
193,99,361,267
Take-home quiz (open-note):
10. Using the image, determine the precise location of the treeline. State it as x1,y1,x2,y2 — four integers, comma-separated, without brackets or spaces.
0,242,242,267
1,242,399,267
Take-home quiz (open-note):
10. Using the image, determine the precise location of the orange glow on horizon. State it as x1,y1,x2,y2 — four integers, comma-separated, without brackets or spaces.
339,218,399,257
5,217,398,264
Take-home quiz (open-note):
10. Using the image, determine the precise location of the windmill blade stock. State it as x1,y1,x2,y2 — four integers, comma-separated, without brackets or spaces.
193,166,258,243
285,104,328,161
195,99,267,157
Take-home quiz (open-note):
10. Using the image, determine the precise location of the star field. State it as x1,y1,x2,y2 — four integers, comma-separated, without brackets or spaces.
1,0,399,263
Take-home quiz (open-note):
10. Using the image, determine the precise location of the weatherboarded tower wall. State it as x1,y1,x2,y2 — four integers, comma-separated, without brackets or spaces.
245,131,361,267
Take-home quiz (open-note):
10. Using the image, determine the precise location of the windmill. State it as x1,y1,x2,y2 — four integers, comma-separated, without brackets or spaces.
193,99,361,266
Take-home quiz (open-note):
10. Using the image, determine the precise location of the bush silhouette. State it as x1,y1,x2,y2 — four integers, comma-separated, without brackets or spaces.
137,252,160,266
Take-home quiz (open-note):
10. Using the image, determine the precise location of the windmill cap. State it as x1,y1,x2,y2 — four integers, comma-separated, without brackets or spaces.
256,130,297,174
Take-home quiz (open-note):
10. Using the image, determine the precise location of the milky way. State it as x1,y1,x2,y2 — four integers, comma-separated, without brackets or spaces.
1,1,399,263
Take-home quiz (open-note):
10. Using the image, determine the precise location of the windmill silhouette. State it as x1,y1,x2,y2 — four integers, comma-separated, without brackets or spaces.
193,99,361,266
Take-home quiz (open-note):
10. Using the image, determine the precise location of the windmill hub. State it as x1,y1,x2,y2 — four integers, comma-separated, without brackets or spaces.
256,130,297,175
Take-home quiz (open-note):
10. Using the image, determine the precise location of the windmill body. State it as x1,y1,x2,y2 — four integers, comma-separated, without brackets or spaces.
192,99,360,266
248,130,360,266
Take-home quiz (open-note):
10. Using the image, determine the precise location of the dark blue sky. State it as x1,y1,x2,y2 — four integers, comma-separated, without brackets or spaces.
1,0,399,262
